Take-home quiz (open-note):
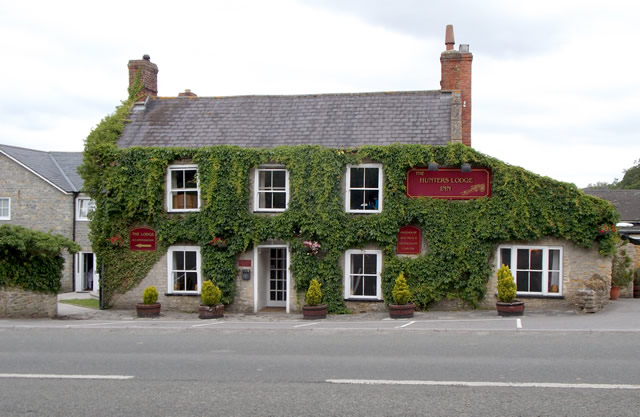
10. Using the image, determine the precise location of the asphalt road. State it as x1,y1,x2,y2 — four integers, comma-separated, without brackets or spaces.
1,327,639,416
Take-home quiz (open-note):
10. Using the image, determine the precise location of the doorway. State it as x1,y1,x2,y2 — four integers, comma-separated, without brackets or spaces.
254,245,290,312
75,252,97,293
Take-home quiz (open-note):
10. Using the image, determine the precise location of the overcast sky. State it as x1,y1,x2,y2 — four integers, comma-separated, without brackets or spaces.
1,0,638,187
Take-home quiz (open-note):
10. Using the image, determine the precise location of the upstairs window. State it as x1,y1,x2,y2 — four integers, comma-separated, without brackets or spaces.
346,164,382,213
255,167,289,212
76,198,96,221
0,198,10,220
498,246,563,295
167,165,200,212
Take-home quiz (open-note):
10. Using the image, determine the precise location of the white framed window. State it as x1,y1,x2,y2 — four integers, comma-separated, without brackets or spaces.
167,246,202,294
344,249,383,300
498,245,563,295
254,167,289,212
76,198,96,221
167,165,200,212
0,198,10,220
346,163,383,213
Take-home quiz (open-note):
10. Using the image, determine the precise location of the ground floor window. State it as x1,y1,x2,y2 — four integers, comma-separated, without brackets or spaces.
0,197,10,220
167,246,201,294
344,249,382,300
498,246,562,295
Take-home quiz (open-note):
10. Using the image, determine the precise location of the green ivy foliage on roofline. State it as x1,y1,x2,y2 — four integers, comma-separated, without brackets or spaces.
79,85,618,312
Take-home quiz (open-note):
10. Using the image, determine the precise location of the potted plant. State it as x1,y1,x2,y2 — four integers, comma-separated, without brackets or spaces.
389,272,415,319
302,279,327,319
199,280,224,319
610,248,633,300
136,285,161,318
634,268,640,299
496,264,524,316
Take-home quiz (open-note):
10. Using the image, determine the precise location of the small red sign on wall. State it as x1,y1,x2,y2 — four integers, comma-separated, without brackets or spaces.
397,226,421,255
406,168,491,199
129,228,156,251
238,259,252,267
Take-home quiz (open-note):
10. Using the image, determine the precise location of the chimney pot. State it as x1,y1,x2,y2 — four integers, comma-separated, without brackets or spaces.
445,24,455,50
459,44,469,53
143,54,150,61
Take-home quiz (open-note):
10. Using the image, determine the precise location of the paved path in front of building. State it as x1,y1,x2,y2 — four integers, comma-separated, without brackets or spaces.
1,294,634,333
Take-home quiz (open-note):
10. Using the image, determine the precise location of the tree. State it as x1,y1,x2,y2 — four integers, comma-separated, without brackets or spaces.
614,160,640,189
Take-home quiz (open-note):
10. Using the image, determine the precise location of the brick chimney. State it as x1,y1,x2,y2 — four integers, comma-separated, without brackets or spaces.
440,25,473,147
128,54,158,101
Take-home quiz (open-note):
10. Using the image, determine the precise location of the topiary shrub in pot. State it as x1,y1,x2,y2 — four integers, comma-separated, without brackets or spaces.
496,265,524,316
389,272,415,319
302,279,327,319
136,285,161,318
199,280,224,319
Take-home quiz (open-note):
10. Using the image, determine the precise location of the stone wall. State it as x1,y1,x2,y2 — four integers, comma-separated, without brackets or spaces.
0,287,57,318
619,242,635,298
483,238,612,313
110,252,200,313
0,155,75,292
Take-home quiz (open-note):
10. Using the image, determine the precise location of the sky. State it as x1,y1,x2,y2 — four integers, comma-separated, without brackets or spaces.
1,0,638,188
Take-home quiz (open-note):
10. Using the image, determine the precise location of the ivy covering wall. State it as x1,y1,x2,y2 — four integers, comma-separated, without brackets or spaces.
80,90,618,312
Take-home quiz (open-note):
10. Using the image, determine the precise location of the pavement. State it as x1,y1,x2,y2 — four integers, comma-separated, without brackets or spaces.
43,292,640,332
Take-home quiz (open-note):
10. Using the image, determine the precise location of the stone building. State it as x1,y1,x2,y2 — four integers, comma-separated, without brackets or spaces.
0,144,97,294
89,26,615,314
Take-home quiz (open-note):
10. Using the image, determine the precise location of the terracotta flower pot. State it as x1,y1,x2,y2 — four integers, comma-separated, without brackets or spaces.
136,303,161,318
610,286,621,300
496,300,524,316
389,303,415,319
302,304,327,319
199,304,224,319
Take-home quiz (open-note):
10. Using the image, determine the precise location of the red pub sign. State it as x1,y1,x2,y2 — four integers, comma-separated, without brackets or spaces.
397,226,422,255
406,167,491,199
129,227,156,251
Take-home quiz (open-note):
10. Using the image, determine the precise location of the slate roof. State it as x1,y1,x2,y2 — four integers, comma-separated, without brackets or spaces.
0,144,84,193
583,190,640,222
118,90,454,149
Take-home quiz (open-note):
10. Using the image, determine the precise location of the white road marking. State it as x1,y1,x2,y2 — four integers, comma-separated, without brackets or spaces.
191,321,223,328
396,321,415,328
294,322,319,328
517,319,522,329
0,373,134,380
326,379,640,390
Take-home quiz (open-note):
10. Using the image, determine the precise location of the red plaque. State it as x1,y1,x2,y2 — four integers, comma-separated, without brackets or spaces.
397,226,421,255
129,228,156,251
238,259,252,267
406,168,491,199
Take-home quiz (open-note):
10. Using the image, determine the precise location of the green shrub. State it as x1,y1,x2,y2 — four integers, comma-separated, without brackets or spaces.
201,280,222,306
306,279,323,306
392,272,412,305
142,286,158,305
496,265,516,303
0,224,79,294
611,248,633,287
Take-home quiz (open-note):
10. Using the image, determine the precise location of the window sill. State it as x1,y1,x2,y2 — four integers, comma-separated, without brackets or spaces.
165,293,200,297
344,298,384,303
510,294,565,300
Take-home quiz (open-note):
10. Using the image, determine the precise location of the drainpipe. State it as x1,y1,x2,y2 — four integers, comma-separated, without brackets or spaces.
72,193,77,292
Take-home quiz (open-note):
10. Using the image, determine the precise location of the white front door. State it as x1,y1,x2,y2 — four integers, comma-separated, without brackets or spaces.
75,252,96,292
254,245,290,312
266,248,287,307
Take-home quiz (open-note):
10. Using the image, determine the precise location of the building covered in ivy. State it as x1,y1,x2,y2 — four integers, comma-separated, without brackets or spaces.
80,26,618,315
